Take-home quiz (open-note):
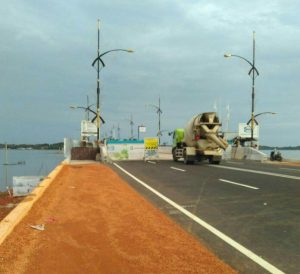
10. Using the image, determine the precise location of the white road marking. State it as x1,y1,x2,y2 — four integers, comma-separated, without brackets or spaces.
219,179,259,190
147,161,157,164
113,163,284,274
226,161,244,165
170,166,186,172
280,167,300,172
210,165,300,181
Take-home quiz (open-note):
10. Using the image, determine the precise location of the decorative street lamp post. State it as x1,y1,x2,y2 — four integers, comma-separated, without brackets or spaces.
127,114,134,140
224,31,259,147
91,19,133,149
148,96,163,145
117,124,121,140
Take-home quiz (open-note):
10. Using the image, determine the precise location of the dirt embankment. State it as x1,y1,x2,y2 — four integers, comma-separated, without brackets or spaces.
263,159,300,168
0,163,236,274
0,192,24,221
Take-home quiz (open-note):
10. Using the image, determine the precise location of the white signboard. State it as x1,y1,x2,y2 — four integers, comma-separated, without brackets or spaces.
81,120,97,137
238,123,259,138
139,126,146,133
13,176,43,196
107,141,145,160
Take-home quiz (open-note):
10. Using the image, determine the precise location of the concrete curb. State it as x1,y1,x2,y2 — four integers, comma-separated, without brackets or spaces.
0,161,66,246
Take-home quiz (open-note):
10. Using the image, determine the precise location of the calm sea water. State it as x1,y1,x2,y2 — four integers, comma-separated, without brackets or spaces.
261,150,300,161
0,149,64,191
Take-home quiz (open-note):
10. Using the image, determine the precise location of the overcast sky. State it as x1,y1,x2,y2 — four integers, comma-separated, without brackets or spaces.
1,0,300,146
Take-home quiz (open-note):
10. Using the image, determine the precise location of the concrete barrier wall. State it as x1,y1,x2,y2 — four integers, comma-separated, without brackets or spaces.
231,147,267,161
158,146,172,154
222,145,232,160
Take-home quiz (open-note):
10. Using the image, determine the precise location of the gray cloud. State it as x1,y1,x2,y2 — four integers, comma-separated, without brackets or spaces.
0,0,299,146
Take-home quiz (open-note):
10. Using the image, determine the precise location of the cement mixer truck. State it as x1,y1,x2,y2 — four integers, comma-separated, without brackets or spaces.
172,112,228,164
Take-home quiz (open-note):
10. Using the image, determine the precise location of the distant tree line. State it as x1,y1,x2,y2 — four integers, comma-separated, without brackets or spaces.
0,142,64,150
260,145,300,150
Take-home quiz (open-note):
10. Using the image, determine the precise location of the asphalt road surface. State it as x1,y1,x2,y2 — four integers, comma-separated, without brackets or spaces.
111,159,300,274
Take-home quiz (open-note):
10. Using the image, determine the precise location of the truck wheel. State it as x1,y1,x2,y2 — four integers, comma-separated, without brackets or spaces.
183,148,194,165
172,148,178,162
209,157,220,165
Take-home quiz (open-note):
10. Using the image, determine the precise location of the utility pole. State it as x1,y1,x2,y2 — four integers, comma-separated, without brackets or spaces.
224,31,259,147
91,20,133,147
147,96,163,145
96,19,101,148
130,114,134,139
110,125,116,139
158,96,162,144
117,124,121,140
250,31,256,147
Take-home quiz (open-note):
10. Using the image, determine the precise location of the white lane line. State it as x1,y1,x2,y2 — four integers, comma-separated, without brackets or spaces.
113,163,284,274
280,167,300,172
219,179,259,190
210,165,300,181
170,167,186,172
226,161,244,165
147,161,157,164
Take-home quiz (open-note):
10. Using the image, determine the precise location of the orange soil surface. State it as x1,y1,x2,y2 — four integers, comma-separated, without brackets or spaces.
0,163,236,274
267,160,300,167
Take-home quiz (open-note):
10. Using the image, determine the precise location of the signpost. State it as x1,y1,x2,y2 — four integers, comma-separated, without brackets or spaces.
81,120,97,138
238,123,259,139
138,125,146,140
144,137,159,160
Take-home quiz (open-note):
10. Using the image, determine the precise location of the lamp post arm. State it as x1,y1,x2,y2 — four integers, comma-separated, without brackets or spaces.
85,107,97,116
248,66,259,76
92,49,132,67
254,112,277,118
246,112,276,125
148,104,159,111
71,106,98,116
91,115,105,124
148,104,162,113
70,106,105,123
229,54,260,76
84,107,105,123
230,54,253,67
246,118,259,126
91,56,106,67
100,49,133,58
74,106,87,111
